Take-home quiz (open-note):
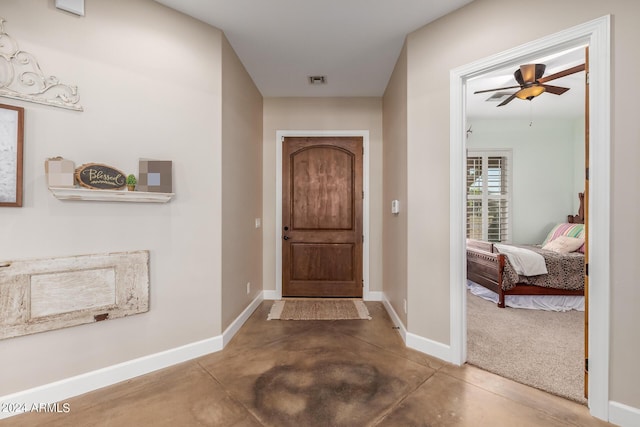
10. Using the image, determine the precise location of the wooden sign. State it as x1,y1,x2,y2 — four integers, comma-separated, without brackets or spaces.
75,163,126,190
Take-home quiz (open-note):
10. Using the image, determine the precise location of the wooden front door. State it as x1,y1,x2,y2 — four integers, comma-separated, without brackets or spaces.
282,136,363,297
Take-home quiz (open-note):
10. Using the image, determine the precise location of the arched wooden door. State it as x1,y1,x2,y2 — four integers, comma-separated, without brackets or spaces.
282,136,363,297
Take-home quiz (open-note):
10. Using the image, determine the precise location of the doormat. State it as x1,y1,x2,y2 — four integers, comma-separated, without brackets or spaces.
267,299,371,320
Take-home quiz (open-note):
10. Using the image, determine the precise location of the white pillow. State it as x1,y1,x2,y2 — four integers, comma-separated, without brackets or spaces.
542,235,584,253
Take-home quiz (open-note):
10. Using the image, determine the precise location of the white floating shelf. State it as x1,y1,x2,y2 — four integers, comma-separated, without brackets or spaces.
48,187,174,203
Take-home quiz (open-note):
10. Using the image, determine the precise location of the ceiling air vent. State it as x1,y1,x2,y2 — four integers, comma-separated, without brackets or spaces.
308,75,327,85
485,91,513,102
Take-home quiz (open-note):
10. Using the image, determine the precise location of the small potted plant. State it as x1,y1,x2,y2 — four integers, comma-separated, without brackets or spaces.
126,174,137,191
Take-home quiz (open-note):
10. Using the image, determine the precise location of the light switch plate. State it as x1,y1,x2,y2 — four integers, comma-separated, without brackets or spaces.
391,200,400,215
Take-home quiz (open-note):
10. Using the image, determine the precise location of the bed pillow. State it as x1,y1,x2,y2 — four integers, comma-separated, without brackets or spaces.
542,223,586,253
542,235,585,253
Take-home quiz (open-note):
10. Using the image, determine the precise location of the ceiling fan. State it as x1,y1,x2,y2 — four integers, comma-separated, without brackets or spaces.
474,63,586,107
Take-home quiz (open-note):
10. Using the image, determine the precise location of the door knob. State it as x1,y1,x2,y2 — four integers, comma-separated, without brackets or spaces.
283,236,289,240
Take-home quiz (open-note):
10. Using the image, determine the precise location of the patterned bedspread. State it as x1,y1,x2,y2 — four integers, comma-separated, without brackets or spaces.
501,245,585,291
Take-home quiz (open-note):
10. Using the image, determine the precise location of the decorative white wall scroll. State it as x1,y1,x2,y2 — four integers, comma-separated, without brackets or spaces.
0,18,83,111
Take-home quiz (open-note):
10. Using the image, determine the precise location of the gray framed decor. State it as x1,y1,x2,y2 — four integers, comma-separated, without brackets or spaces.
0,103,24,207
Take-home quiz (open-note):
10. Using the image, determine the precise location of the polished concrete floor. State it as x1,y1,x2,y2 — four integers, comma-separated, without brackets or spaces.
4,301,614,426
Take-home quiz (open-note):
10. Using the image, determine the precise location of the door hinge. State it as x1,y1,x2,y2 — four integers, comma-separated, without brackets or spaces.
362,235,364,243
586,71,590,85
362,191,364,199
585,263,589,277
585,358,589,372
586,167,589,180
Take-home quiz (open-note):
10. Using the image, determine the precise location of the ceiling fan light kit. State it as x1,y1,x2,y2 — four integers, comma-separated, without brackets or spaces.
515,85,545,100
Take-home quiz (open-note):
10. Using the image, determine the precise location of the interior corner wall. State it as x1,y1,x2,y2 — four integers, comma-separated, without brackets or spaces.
220,35,263,330
404,0,639,412
262,97,383,296
382,43,408,326
0,0,223,395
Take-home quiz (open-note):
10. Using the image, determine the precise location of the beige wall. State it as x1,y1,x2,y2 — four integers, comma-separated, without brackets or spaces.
3,0,639,415
220,36,263,329
0,0,224,394
402,0,639,410
262,98,383,295
382,44,408,325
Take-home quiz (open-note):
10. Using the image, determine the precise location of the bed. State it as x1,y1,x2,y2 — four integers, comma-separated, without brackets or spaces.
467,193,586,308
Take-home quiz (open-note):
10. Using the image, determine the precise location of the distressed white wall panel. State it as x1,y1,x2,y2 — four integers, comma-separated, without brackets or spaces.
0,251,149,340
30,268,116,318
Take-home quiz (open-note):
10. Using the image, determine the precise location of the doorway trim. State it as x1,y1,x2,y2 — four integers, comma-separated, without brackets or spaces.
449,16,610,420
274,130,375,300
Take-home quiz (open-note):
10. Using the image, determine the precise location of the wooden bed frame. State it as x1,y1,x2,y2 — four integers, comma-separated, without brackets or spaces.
467,193,585,308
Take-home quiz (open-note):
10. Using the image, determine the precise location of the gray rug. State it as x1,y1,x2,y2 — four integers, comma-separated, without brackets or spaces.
466,291,586,404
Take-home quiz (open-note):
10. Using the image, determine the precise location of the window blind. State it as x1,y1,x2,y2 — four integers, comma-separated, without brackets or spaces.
466,151,511,243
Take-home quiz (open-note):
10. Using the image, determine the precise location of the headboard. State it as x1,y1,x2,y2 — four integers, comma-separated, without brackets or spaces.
567,192,585,224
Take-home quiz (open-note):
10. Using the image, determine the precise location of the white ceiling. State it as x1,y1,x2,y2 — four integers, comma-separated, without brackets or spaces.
154,0,474,97
154,0,585,119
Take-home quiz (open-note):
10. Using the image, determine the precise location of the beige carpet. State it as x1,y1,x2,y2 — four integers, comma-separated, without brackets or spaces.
268,299,371,320
466,291,587,405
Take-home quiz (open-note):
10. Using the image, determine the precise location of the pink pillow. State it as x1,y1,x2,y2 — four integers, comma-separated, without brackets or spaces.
543,223,585,253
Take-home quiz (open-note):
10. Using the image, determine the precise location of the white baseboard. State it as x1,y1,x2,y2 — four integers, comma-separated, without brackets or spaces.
364,290,383,301
405,332,451,363
609,401,640,427
381,294,407,343
0,335,223,420
222,293,263,346
0,295,266,421
263,289,280,300
381,293,451,363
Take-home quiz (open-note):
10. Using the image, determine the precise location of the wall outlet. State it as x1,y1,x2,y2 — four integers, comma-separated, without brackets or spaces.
403,299,407,314
246,282,251,295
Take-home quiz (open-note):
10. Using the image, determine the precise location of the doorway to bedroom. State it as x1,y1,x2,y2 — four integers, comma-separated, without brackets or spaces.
463,45,589,404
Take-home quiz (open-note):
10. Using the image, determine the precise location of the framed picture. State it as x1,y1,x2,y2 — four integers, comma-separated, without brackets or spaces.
0,103,24,207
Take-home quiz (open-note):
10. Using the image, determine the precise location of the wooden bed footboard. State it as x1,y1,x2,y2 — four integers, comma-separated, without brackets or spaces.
467,193,586,308
466,241,507,307
466,238,585,308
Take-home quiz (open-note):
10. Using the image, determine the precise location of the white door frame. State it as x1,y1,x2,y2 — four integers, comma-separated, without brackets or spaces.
449,16,610,419
274,130,375,300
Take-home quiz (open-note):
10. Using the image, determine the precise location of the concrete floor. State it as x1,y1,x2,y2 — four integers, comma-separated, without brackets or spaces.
3,301,613,426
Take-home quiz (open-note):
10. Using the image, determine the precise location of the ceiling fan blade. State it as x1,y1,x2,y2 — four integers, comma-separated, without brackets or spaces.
541,84,570,95
497,93,517,107
538,64,586,83
473,85,522,95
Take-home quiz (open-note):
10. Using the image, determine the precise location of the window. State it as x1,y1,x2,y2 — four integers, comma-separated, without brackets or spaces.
466,150,512,243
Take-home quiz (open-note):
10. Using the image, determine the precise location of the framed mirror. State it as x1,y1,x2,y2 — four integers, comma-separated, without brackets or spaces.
0,103,24,207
